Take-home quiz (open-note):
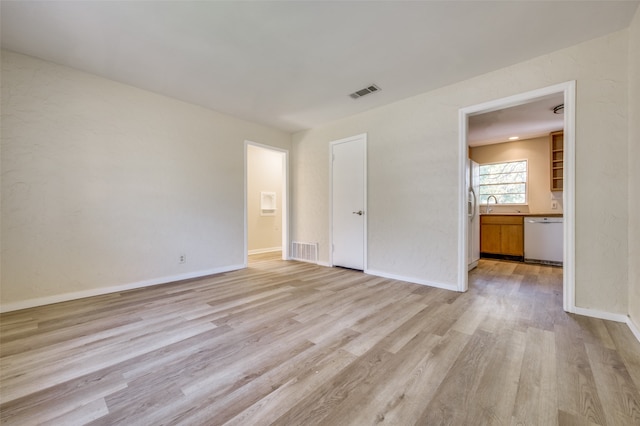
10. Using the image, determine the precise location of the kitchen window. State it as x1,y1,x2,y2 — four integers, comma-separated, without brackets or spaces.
479,160,527,205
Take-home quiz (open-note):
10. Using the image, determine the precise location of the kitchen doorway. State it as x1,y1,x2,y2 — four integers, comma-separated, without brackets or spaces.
245,141,289,265
458,82,576,313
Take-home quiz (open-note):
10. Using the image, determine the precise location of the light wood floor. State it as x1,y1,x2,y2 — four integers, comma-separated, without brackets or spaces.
1,254,639,425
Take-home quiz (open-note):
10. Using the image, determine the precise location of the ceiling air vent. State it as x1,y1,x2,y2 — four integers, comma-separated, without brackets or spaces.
349,84,381,99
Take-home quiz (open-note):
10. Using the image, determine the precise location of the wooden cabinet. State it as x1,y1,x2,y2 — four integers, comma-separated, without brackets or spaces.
480,215,524,259
550,131,563,191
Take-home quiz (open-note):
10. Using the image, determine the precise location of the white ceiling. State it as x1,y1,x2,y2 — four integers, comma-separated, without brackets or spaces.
1,1,638,133
468,93,565,146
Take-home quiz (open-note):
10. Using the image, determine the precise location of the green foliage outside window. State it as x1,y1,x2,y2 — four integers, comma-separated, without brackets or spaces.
479,160,527,205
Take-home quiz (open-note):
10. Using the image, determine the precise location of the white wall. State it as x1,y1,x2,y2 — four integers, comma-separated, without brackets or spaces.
470,136,562,215
247,145,283,253
292,30,630,314
0,50,290,310
628,7,640,328
3,22,638,321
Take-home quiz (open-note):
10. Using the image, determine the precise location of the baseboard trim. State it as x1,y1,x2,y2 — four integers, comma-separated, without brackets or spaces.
627,316,640,344
247,247,282,255
568,308,640,344
8,263,637,344
572,306,628,323
365,269,458,292
0,264,245,313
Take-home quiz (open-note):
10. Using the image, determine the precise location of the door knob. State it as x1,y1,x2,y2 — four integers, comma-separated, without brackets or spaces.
352,210,364,216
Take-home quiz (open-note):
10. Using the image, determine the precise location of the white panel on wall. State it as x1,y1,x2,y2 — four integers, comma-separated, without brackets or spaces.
260,191,277,215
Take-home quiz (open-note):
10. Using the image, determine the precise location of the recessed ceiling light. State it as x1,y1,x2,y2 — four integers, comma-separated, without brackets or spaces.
508,136,519,140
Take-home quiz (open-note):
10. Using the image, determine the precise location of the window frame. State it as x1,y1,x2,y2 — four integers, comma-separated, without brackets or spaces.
478,159,528,206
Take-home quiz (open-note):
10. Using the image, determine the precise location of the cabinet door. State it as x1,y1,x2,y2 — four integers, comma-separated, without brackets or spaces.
501,224,524,256
481,224,502,254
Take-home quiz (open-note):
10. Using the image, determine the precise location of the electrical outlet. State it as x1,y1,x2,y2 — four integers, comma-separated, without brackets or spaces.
179,254,186,264
551,200,558,210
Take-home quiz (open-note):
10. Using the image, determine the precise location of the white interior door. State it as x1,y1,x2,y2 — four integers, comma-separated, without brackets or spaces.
331,134,366,270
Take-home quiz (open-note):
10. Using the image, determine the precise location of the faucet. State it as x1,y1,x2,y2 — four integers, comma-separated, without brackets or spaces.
486,195,498,213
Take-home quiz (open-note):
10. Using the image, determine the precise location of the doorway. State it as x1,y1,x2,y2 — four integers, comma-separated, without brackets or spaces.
245,141,289,265
330,134,367,270
458,82,576,313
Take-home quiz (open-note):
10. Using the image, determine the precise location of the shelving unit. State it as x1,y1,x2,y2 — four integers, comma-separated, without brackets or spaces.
550,131,564,191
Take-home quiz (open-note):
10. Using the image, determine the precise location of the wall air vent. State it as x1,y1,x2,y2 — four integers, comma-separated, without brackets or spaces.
349,84,381,99
291,241,318,263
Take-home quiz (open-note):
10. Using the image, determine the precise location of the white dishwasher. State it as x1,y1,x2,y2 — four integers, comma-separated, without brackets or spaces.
524,217,563,265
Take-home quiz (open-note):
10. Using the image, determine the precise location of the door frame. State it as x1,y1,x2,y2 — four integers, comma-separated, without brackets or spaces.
244,140,289,266
329,133,368,270
457,81,576,313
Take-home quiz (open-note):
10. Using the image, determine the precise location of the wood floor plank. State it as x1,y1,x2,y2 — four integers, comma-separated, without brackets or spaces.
120,326,233,381
342,298,427,356
379,301,450,354
0,369,126,426
511,327,558,426
357,329,471,425
460,325,526,424
557,409,603,426
269,344,396,425
450,297,491,335
40,398,109,426
576,315,617,350
555,319,608,425
2,317,217,403
0,314,144,357
317,331,443,425
2,256,639,425
190,336,359,425
604,321,640,390
585,342,640,424
417,329,500,424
